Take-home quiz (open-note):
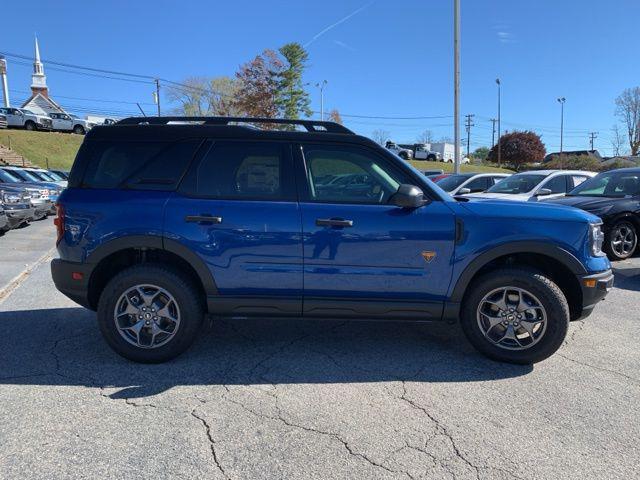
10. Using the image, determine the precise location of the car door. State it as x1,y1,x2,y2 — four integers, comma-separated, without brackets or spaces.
459,176,489,194
3,108,22,127
296,143,456,320
164,140,303,316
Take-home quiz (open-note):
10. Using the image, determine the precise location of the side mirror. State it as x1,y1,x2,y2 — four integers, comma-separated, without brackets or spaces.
535,188,553,196
389,184,428,209
457,187,471,195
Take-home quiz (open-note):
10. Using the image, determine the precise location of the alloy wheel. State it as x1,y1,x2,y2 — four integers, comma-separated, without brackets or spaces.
476,286,547,350
611,223,636,258
114,284,181,349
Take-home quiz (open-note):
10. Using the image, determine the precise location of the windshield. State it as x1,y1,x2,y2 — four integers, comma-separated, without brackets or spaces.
9,169,41,182
46,171,64,181
436,175,472,192
0,169,21,183
20,109,35,115
32,170,56,181
487,173,547,194
569,171,640,197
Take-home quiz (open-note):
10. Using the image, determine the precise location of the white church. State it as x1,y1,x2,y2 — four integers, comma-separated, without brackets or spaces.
20,37,66,116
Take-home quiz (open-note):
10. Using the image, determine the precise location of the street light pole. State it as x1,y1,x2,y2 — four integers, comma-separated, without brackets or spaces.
453,0,461,174
316,80,327,121
154,79,161,116
496,78,501,168
557,97,565,153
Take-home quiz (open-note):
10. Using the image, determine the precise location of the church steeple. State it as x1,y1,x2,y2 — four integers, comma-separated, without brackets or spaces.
30,35,48,98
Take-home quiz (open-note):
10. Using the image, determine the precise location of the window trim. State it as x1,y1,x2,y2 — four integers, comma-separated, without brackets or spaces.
295,141,436,205
177,139,298,202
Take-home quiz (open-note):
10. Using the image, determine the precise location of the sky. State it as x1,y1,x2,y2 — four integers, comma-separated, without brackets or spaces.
1,0,639,155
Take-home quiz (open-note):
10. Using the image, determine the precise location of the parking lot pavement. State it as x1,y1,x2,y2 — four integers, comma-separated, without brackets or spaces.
0,218,55,298
0,243,638,480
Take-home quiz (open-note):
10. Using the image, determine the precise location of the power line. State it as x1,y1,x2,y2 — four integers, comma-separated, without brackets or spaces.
589,132,598,151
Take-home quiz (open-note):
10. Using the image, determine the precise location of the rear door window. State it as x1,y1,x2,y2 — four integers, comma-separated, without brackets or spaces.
79,139,201,190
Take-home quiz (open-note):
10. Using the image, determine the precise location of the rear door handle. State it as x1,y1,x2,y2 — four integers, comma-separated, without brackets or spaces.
185,215,223,224
315,218,353,227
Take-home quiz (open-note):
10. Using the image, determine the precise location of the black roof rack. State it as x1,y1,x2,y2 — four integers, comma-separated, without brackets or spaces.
116,116,354,134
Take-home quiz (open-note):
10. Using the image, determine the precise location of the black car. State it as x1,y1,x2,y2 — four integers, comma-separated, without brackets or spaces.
544,168,640,260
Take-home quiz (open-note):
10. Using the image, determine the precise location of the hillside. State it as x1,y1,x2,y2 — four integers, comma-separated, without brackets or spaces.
0,129,83,170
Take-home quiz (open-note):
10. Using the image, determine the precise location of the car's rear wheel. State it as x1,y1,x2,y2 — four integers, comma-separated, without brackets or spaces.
460,268,569,364
97,264,204,363
399,151,409,160
605,220,637,260
24,121,35,131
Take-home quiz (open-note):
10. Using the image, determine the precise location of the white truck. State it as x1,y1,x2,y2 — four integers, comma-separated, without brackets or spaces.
48,112,97,135
412,143,442,161
0,107,53,131
385,141,413,160
430,142,470,164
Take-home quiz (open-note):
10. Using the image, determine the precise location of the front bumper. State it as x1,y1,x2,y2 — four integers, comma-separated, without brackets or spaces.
575,269,614,320
51,258,94,310
4,205,35,228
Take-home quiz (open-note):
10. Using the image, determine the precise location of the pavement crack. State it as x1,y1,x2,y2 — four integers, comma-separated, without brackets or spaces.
557,353,640,385
191,408,229,479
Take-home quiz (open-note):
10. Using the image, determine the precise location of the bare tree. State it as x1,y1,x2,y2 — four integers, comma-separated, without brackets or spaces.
416,129,434,144
371,129,390,146
328,109,343,125
615,87,640,155
611,124,626,157
166,76,241,116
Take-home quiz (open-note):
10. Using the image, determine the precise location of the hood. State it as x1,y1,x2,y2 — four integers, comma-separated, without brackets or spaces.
465,192,531,201
543,195,624,210
460,197,599,224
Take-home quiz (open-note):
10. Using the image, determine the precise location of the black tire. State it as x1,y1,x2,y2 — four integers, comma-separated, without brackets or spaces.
460,268,569,364
73,125,85,135
399,151,409,160
427,154,436,161
97,263,204,363
24,121,36,131
604,220,637,261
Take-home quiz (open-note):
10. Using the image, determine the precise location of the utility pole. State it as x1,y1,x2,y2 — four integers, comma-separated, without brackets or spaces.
0,56,10,107
490,118,497,147
496,78,501,167
464,114,475,157
316,80,327,121
557,97,566,153
589,132,598,151
154,79,161,116
453,0,461,174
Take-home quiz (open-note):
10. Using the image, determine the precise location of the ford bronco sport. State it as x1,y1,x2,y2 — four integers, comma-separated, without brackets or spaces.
51,117,613,364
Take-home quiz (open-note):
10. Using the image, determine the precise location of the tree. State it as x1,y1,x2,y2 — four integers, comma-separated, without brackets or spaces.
472,146,490,161
416,129,434,144
611,124,626,157
233,50,282,120
274,42,312,121
438,136,454,143
615,87,640,155
166,76,241,116
487,130,546,171
371,129,390,146
328,109,343,125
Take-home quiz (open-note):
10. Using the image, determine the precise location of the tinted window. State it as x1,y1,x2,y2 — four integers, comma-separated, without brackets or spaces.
570,175,589,189
464,176,489,192
184,141,293,200
488,174,547,194
570,172,640,197
542,175,568,194
80,140,200,190
303,145,412,204
436,174,472,192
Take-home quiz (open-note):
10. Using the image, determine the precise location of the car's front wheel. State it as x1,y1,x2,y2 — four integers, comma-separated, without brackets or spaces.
460,268,569,364
24,121,36,131
605,220,637,260
73,125,85,135
97,264,204,363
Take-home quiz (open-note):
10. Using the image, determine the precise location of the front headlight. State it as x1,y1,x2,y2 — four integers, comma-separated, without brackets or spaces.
590,223,605,257
2,192,21,203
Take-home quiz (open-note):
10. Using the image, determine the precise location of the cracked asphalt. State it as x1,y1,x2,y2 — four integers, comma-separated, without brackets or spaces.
0,221,639,479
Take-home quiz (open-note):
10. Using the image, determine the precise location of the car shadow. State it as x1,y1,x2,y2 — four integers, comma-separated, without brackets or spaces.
0,307,533,399
612,261,640,292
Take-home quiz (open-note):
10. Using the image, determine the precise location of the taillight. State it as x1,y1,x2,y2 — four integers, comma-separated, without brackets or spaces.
54,204,64,244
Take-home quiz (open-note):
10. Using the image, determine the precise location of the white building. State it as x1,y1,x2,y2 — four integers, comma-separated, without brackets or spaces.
20,37,65,116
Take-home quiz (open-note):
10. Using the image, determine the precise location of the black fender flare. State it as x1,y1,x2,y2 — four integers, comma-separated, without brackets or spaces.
86,235,218,296
449,241,586,304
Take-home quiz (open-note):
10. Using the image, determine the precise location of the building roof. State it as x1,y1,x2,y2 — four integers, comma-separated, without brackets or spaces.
543,150,603,162
21,92,64,112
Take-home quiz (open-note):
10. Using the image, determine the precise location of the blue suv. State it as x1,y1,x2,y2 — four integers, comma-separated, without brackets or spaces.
51,117,613,364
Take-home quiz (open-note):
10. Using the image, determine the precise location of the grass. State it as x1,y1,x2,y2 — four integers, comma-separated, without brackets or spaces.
409,159,513,173
0,129,83,170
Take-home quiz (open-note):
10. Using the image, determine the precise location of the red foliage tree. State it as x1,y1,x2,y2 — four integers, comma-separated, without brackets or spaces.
488,130,546,171
233,50,283,120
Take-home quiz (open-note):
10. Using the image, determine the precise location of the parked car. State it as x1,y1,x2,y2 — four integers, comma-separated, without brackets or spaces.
421,169,444,176
413,144,441,161
543,168,640,260
0,167,57,216
0,205,7,232
48,112,96,135
434,173,511,195
51,116,612,365
467,170,596,202
0,107,53,131
22,167,67,188
0,186,35,229
50,169,69,180
0,113,7,129
385,141,413,160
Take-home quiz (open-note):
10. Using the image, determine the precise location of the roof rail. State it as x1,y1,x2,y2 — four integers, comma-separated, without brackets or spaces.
116,116,354,134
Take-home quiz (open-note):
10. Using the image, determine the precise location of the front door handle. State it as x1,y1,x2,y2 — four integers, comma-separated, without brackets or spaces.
185,215,223,224
316,218,354,227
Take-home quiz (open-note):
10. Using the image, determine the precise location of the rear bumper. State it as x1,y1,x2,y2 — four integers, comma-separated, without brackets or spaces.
575,269,614,320
51,258,94,310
